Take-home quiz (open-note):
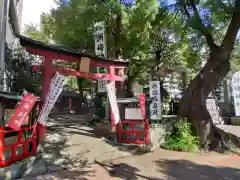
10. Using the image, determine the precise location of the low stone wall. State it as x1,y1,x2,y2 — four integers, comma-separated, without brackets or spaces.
230,116,240,126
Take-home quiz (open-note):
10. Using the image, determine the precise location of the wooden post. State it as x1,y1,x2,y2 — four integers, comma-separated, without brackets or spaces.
41,56,53,100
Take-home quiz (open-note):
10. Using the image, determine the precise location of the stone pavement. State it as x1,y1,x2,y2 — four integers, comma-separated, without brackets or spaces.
17,115,240,179
40,115,135,168
19,149,240,180
15,114,135,179
217,125,240,137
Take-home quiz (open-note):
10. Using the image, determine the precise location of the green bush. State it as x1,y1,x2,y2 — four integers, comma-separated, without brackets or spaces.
162,119,199,152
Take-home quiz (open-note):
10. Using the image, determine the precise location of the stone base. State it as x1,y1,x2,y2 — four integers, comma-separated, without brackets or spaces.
147,123,165,151
230,116,240,126
143,117,177,152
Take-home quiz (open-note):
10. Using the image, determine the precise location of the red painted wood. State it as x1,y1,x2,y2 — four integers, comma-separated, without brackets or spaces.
109,66,115,81
117,120,149,145
0,124,39,167
25,47,127,68
26,46,127,100
32,65,125,82
42,56,54,99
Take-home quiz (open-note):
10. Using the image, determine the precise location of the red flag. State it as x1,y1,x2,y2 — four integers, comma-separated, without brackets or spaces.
139,94,146,119
7,93,38,131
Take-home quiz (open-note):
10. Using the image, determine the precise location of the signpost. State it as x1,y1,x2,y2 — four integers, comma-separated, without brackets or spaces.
232,71,240,116
149,81,161,120
37,73,66,126
106,81,120,130
206,98,222,124
94,21,108,92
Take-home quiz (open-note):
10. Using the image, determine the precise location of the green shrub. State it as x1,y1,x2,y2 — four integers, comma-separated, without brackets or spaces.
162,118,199,152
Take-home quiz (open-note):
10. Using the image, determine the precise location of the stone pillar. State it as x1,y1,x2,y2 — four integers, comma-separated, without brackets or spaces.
223,79,233,114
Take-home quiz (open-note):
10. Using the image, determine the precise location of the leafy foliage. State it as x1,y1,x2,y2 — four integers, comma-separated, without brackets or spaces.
23,23,51,43
5,45,41,95
162,118,199,152
35,0,198,86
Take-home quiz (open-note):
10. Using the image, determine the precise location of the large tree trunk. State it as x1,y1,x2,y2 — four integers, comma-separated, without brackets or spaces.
178,49,231,150
178,2,240,151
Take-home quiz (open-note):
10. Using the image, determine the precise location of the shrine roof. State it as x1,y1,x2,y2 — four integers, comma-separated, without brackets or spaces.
17,34,129,66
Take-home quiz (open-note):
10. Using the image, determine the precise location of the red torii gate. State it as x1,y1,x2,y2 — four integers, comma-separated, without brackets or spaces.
17,35,128,99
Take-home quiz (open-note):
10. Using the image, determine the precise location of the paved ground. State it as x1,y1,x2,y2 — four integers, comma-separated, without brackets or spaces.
21,149,240,180
19,115,240,180
40,114,135,169
217,124,240,137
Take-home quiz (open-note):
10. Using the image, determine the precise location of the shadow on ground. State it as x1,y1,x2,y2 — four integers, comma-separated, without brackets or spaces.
21,114,240,179
156,159,240,180
41,114,140,173
95,159,240,180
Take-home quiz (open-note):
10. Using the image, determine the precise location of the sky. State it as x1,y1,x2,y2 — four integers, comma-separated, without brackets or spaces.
21,0,56,31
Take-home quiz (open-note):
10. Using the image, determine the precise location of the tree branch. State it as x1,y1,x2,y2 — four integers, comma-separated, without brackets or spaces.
222,8,240,51
188,1,218,50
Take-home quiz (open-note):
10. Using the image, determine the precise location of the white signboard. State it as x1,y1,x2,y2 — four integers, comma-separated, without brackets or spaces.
125,108,142,120
149,81,161,120
206,98,220,124
38,73,67,125
106,81,120,125
94,21,106,57
94,21,108,92
232,71,240,116
97,67,108,92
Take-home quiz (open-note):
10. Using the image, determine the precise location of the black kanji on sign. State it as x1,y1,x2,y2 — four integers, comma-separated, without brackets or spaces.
235,85,240,91
152,84,157,89
152,96,158,102
233,77,240,83
236,93,240,99
95,26,103,32
237,102,240,107
152,109,158,115
97,43,104,51
153,103,158,109
96,34,103,42
152,90,158,96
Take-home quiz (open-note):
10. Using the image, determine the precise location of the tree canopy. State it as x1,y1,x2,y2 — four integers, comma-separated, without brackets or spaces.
32,0,202,84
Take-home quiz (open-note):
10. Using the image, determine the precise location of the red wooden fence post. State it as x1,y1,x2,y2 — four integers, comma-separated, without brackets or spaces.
0,128,4,166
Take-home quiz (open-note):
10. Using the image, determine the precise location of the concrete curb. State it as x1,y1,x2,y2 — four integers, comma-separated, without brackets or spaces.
0,155,47,180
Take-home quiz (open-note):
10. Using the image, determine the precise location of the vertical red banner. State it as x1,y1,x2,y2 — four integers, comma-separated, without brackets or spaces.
139,93,146,119
7,93,38,131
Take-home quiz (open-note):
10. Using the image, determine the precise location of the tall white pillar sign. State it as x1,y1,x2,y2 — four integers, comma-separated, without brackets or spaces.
232,71,240,116
38,73,67,125
149,81,161,120
106,81,120,125
94,21,108,92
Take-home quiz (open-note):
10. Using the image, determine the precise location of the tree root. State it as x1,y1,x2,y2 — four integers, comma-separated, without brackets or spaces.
209,125,240,153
